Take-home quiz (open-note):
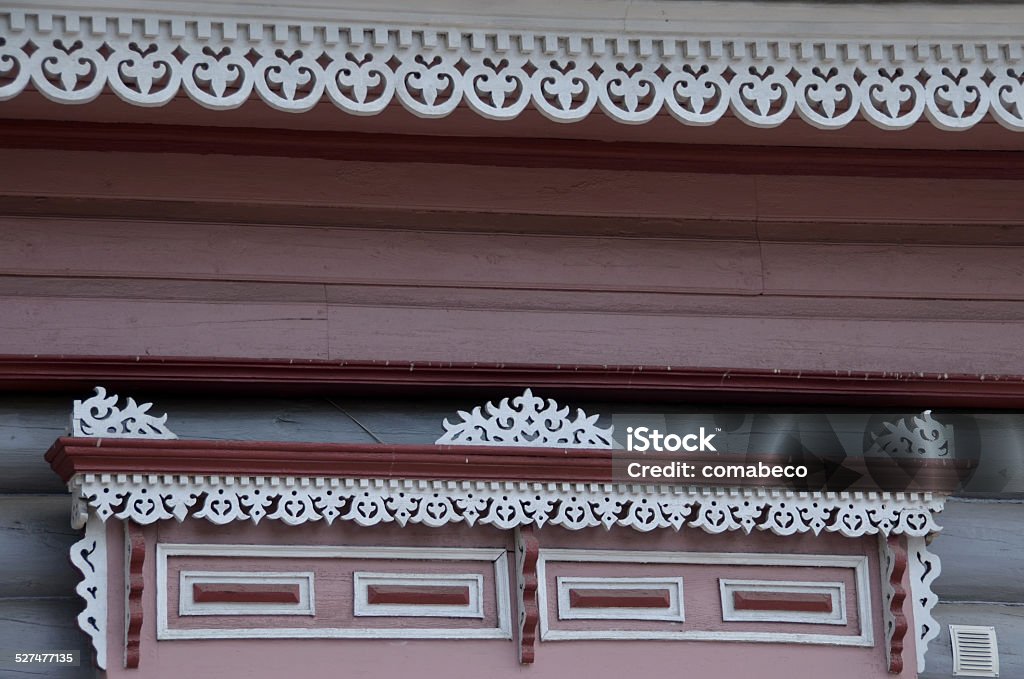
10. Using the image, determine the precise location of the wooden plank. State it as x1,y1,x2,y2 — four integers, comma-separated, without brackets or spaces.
0,597,95,677
0,297,329,360
0,496,79,598
763,242,1024,301
319,303,1024,374
9,276,1024,320
921,603,1024,679
0,218,764,295
3,292,1024,372
2,149,1021,229
0,149,759,220
4,218,1024,302
758,174,1024,225
932,501,1024,603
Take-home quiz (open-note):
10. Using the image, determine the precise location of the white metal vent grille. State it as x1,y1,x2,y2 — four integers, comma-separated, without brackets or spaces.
950,624,999,677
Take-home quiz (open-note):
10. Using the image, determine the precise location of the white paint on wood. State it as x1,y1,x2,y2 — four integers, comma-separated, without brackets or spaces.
72,386,176,439
179,571,315,616
718,579,846,625
353,572,484,618
910,535,944,674
436,388,613,448
69,514,107,670
2,5,1023,131
71,473,945,538
155,544,512,640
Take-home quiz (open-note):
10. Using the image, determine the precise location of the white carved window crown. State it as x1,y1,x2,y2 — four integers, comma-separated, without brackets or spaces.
72,386,177,439
435,388,614,448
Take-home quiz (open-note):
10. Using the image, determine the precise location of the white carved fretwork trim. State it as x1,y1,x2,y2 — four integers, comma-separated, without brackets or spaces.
557,576,686,622
436,389,613,448
867,410,953,458
72,386,177,439
70,514,107,670
908,535,943,673
2,7,1024,131
67,473,944,537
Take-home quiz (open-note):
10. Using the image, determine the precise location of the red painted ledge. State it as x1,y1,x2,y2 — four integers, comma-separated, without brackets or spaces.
6,355,1024,408
3,120,1023,180
44,437,970,493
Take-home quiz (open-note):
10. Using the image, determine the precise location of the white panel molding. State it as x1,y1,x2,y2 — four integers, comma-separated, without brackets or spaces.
556,576,685,622
179,571,315,616
718,579,846,625
2,7,1023,131
155,544,512,640
537,549,872,646
353,572,485,618
437,389,613,448
68,473,945,538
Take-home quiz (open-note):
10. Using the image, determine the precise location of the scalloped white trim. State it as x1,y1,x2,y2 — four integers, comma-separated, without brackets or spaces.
2,8,1023,131
68,473,944,537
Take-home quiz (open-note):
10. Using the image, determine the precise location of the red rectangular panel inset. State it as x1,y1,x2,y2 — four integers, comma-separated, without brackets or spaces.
568,588,672,609
366,585,471,606
732,591,833,613
193,583,301,604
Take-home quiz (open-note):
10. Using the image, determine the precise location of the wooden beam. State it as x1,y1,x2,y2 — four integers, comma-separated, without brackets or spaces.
5,355,1024,408
43,437,971,493
1,120,1022,179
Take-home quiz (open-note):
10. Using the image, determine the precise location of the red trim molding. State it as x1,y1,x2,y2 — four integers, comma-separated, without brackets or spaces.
2,121,1023,180
366,585,471,607
732,591,833,614
516,526,539,665
45,437,969,493
124,521,144,670
569,589,673,609
886,535,909,674
6,355,1024,408
192,584,302,605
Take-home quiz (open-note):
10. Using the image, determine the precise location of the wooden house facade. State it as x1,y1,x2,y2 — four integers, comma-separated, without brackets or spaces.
1,0,1023,677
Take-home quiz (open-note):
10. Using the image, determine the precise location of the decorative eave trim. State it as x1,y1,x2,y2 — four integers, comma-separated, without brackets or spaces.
66,472,946,537
2,7,1023,131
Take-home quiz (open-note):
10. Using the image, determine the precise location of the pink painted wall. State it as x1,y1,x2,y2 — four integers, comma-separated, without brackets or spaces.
101,519,919,679
2,150,1023,374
